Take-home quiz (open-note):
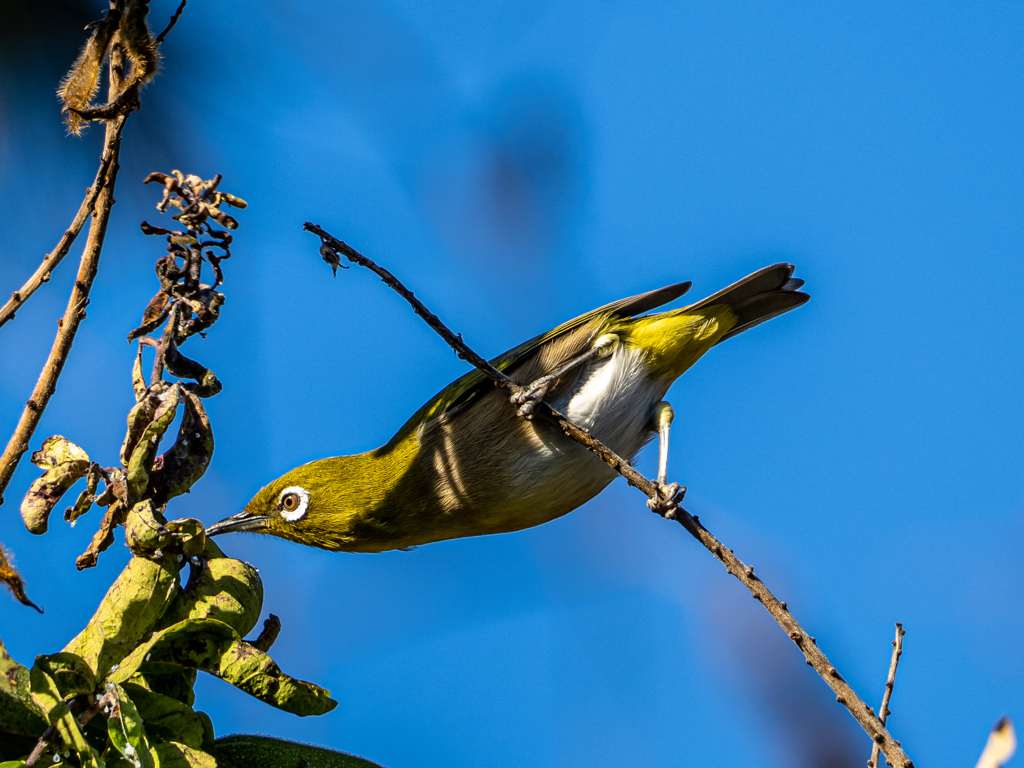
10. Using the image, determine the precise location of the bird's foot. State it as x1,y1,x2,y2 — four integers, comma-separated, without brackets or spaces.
647,482,685,518
510,380,552,418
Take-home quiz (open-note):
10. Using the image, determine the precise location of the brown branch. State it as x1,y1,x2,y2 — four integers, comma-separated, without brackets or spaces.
304,223,680,508
869,623,906,768
0,153,114,330
305,225,915,768
0,44,130,508
155,0,188,44
67,81,140,121
304,223,519,392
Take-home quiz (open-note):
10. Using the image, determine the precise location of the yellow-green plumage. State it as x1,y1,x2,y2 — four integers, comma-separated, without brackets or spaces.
210,264,808,552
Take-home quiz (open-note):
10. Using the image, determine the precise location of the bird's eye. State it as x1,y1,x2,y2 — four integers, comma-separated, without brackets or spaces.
277,486,309,522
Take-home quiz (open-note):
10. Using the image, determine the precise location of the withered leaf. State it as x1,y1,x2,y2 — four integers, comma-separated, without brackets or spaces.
21,436,91,535
0,545,43,613
162,341,221,394
64,462,104,526
121,382,172,466
127,384,182,503
128,291,171,343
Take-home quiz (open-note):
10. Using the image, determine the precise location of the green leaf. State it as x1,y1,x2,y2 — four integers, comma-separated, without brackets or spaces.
107,682,155,768
20,436,91,534
127,385,181,503
33,652,96,698
27,665,98,768
110,620,336,717
0,635,46,738
211,735,385,768
151,742,215,768
120,684,205,750
157,539,262,637
63,555,180,680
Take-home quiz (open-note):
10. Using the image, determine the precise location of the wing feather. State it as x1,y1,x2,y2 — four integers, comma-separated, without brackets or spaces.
384,280,692,445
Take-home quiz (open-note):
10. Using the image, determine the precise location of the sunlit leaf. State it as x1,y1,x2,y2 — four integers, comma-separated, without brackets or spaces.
110,619,336,717
20,436,90,534
63,555,180,679
108,681,156,768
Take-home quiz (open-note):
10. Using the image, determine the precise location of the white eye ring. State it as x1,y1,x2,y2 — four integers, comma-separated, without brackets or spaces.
278,486,310,522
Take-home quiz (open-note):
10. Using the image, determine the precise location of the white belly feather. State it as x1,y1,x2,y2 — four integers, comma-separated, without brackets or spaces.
505,344,668,517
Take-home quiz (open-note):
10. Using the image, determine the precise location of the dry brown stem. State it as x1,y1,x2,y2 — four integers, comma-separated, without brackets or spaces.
869,623,906,768
0,44,130,507
304,224,914,768
304,223,682,509
0,155,113,331
155,0,188,45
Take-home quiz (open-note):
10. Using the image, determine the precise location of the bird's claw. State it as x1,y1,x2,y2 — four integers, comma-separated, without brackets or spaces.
647,482,684,517
511,382,551,418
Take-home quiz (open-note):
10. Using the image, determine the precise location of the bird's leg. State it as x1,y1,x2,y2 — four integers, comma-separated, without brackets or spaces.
646,401,683,514
511,333,619,418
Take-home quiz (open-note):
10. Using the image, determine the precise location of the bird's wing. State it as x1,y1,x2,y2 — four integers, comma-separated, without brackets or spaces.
386,280,693,445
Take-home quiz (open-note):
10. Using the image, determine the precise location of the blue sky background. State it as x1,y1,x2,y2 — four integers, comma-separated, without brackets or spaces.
1,1,1022,766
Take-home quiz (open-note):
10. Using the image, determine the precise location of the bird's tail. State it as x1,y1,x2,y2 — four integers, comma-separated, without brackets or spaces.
685,263,809,344
624,264,808,381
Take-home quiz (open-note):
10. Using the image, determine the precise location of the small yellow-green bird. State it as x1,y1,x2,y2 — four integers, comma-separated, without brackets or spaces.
208,264,807,552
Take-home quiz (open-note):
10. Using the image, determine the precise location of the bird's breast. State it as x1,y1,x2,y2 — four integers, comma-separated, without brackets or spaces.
559,342,666,453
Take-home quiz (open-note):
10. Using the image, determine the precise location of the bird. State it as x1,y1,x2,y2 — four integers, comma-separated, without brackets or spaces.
206,263,808,552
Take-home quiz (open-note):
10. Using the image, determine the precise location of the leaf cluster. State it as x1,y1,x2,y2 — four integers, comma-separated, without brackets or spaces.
1,173,380,767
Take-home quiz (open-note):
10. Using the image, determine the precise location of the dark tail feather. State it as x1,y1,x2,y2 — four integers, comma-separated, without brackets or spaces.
686,263,810,343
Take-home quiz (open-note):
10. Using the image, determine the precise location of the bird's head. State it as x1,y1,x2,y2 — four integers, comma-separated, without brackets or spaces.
206,459,361,551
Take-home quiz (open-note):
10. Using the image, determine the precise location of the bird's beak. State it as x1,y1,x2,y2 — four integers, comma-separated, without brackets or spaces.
206,510,271,537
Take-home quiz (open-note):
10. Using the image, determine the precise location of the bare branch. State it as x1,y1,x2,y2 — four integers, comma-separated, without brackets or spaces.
155,0,188,45
304,226,915,768
1,41,130,507
304,223,682,510
0,152,113,330
304,223,518,391
868,623,906,768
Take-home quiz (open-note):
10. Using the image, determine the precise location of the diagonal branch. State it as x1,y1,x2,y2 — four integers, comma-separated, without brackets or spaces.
868,623,906,768
303,224,915,768
155,0,188,45
305,223,677,508
0,47,130,508
0,152,114,330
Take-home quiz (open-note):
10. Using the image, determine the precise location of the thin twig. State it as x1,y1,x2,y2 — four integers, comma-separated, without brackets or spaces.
304,223,518,391
0,42,130,508
0,153,114,330
304,223,680,509
155,0,187,45
869,623,906,768
304,225,915,768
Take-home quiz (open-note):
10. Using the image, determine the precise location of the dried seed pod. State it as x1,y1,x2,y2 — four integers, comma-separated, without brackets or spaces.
57,9,119,134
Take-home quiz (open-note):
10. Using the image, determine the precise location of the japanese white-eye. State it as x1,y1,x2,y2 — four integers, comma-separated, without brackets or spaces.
207,264,808,551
